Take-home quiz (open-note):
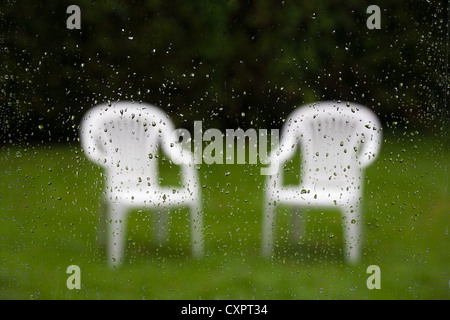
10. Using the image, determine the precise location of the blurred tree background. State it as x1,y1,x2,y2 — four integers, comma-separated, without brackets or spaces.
0,0,447,144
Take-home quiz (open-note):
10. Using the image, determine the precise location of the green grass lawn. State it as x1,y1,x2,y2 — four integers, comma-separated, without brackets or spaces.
0,132,448,299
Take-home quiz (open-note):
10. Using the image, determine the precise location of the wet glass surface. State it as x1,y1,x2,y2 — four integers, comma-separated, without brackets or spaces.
0,1,448,300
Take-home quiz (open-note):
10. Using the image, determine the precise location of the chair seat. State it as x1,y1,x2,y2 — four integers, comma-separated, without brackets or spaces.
107,185,197,206
267,184,358,206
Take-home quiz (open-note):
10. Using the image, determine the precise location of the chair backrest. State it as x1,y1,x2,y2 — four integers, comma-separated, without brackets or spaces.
80,101,187,187
278,101,382,188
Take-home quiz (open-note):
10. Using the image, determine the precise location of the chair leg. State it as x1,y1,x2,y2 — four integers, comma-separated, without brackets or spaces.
97,199,108,248
107,202,128,267
154,208,169,243
342,203,361,264
291,207,303,243
190,201,203,258
262,201,276,258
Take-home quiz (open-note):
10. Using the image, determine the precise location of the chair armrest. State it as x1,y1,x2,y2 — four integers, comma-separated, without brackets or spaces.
79,114,107,166
357,124,382,168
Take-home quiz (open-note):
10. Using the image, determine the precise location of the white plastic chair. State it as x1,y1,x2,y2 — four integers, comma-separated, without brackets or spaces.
80,101,203,266
262,101,382,263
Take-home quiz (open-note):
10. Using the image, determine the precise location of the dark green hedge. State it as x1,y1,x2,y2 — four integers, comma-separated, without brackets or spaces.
0,0,447,143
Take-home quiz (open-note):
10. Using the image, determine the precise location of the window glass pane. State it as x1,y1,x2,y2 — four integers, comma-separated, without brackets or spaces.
1,1,447,300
